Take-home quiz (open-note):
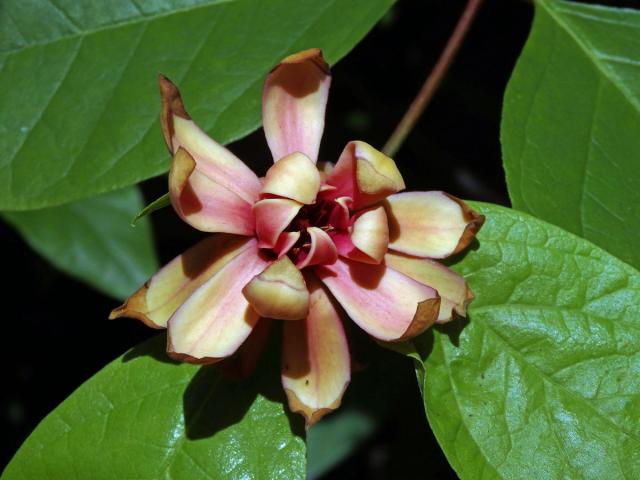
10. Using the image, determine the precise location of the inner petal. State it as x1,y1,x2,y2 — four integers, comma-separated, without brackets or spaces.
261,152,321,204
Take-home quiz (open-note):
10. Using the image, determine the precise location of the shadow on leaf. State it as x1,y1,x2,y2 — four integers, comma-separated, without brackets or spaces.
182,323,305,440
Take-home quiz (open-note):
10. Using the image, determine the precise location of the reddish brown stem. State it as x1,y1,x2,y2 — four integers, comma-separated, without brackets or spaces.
382,0,484,158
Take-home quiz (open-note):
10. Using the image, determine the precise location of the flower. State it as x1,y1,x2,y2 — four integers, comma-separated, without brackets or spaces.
111,48,484,426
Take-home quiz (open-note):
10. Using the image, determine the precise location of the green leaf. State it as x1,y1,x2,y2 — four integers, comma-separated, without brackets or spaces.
2,186,157,300
413,203,640,479
132,192,170,226
0,0,394,210
306,409,375,479
2,334,305,480
501,0,640,269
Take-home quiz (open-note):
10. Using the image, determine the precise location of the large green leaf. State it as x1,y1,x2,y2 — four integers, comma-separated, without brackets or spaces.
412,203,640,479
0,0,394,210
2,334,305,480
3,186,157,300
501,0,640,269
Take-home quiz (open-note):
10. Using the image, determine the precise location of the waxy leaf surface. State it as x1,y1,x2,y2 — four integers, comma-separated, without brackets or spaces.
3,186,157,300
2,334,305,480
502,0,640,269
0,0,393,210
413,203,640,479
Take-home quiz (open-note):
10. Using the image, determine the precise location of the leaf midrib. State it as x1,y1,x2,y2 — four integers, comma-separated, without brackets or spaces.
0,0,236,56
540,0,640,112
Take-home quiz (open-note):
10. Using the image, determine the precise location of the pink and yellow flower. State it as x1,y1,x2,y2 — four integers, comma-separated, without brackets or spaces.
111,48,483,426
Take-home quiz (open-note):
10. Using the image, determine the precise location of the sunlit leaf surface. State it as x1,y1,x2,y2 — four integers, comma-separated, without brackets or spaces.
0,0,393,210
502,0,640,269
413,203,640,479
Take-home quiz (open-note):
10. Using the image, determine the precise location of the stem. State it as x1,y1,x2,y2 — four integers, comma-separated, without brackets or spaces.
382,0,484,158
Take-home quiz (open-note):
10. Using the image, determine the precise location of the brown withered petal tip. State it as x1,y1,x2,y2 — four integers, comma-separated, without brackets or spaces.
393,296,441,343
166,331,222,365
270,48,330,75
159,74,191,153
111,309,164,330
444,193,485,255
284,383,348,428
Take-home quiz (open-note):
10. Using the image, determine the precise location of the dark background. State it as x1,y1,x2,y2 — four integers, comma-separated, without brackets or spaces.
2,0,627,477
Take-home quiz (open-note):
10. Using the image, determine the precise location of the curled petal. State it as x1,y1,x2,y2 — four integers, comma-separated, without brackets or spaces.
263,48,330,162
159,75,261,203
243,256,309,321
282,274,350,427
327,196,352,230
385,191,485,259
350,205,389,263
110,235,252,328
325,141,405,209
384,252,473,322
261,152,321,204
297,227,338,269
169,148,254,234
253,198,302,248
274,231,301,258
167,242,269,363
315,258,440,342
332,233,374,264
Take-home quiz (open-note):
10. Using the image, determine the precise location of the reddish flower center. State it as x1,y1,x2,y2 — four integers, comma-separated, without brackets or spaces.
283,196,350,264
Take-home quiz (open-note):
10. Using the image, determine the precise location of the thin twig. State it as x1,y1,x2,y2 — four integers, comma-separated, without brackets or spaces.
382,0,484,158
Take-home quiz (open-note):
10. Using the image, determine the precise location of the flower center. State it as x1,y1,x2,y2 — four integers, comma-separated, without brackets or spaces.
283,197,350,265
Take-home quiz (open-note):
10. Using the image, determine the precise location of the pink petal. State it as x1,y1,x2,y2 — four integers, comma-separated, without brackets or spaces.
324,141,405,210
331,205,388,264
282,274,350,427
350,205,389,263
315,258,440,342
262,48,331,162
385,191,485,259
167,242,269,363
253,198,302,248
110,235,253,329
261,152,321,204
385,252,473,323
169,148,254,234
327,196,352,230
243,256,310,321
159,75,261,204
296,227,338,269
274,231,301,258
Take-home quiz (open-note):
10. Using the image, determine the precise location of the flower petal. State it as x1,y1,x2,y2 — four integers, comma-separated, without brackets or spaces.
282,274,350,427
384,251,473,322
331,205,388,264
297,227,338,269
159,75,261,203
261,152,321,204
274,231,301,258
325,141,405,209
385,191,485,259
315,258,440,342
350,205,389,263
243,256,309,321
253,198,302,248
167,242,269,363
109,235,253,328
327,196,352,230
169,147,254,234
262,48,330,162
